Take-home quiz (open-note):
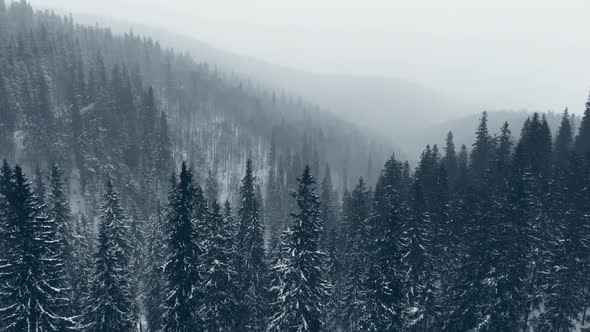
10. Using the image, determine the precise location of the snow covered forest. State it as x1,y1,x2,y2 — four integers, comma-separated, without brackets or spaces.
1,1,590,331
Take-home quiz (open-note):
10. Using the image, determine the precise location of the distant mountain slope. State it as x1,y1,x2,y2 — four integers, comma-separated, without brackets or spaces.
61,12,475,139
0,1,390,207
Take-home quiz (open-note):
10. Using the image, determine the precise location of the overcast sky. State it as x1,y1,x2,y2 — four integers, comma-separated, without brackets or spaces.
29,0,590,114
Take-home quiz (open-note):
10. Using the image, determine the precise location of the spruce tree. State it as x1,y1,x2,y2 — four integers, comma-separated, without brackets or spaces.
234,159,268,331
0,164,74,331
366,155,405,331
83,180,135,331
536,153,588,331
128,205,145,320
46,162,76,318
494,122,512,178
443,132,457,183
554,108,574,167
470,111,495,179
144,203,167,332
71,214,93,320
268,166,330,332
341,177,372,331
401,179,437,331
162,163,202,331
200,200,238,331
575,92,590,157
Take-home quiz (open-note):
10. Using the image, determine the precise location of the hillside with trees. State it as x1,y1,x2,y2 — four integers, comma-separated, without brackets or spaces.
1,1,590,331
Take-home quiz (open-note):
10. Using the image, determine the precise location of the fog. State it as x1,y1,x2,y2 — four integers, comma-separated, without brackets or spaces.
30,0,590,114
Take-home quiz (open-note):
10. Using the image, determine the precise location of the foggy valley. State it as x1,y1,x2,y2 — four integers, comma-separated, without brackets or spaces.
0,1,590,331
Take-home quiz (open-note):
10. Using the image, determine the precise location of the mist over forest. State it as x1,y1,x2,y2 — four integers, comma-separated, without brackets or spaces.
1,1,590,331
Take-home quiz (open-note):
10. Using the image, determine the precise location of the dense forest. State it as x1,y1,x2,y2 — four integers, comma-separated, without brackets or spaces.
1,1,590,332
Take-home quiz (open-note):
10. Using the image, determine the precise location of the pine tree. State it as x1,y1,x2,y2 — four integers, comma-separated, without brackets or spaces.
554,108,574,167
162,163,202,331
518,113,553,181
536,153,587,331
401,179,437,331
442,174,498,331
575,92,590,157
83,180,135,331
268,166,330,332
318,164,342,330
470,111,495,180
0,164,74,331
200,200,238,331
71,214,93,320
46,162,76,318
144,203,167,332
366,155,405,331
341,177,372,331
128,205,145,320
443,132,457,184
235,159,268,331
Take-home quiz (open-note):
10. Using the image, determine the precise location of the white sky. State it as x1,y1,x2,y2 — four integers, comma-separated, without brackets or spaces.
29,0,590,114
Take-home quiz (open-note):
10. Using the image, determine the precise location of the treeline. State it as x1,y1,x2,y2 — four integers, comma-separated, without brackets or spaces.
1,103,590,331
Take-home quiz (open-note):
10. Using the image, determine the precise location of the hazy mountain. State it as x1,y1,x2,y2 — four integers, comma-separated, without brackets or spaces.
63,12,475,139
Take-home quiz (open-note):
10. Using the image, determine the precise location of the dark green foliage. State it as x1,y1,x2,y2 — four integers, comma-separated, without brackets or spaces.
366,155,406,331
554,109,574,167
401,180,437,330
0,163,75,331
341,177,372,331
575,93,590,157
83,181,135,331
144,203,167,332
200,200,238,331
162,163,202,331
268,166,330,331
235,159,268,331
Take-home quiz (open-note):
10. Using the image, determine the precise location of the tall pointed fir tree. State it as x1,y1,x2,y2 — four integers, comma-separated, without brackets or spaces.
162,163,202,331
144,203,167,332
71,214,94,321
341,177,372,331
554,108,574,167
0,164,74,331
268,166,330,332
128,205,145,322
200,200,238,331
574,92,590,157
536,153,588,331
401,179,437,331
319,164,342,331
443,132,457,184
366,155,405,331
46,162,77,319
83,180,135,331
235,159,268,331
470,111,495,180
